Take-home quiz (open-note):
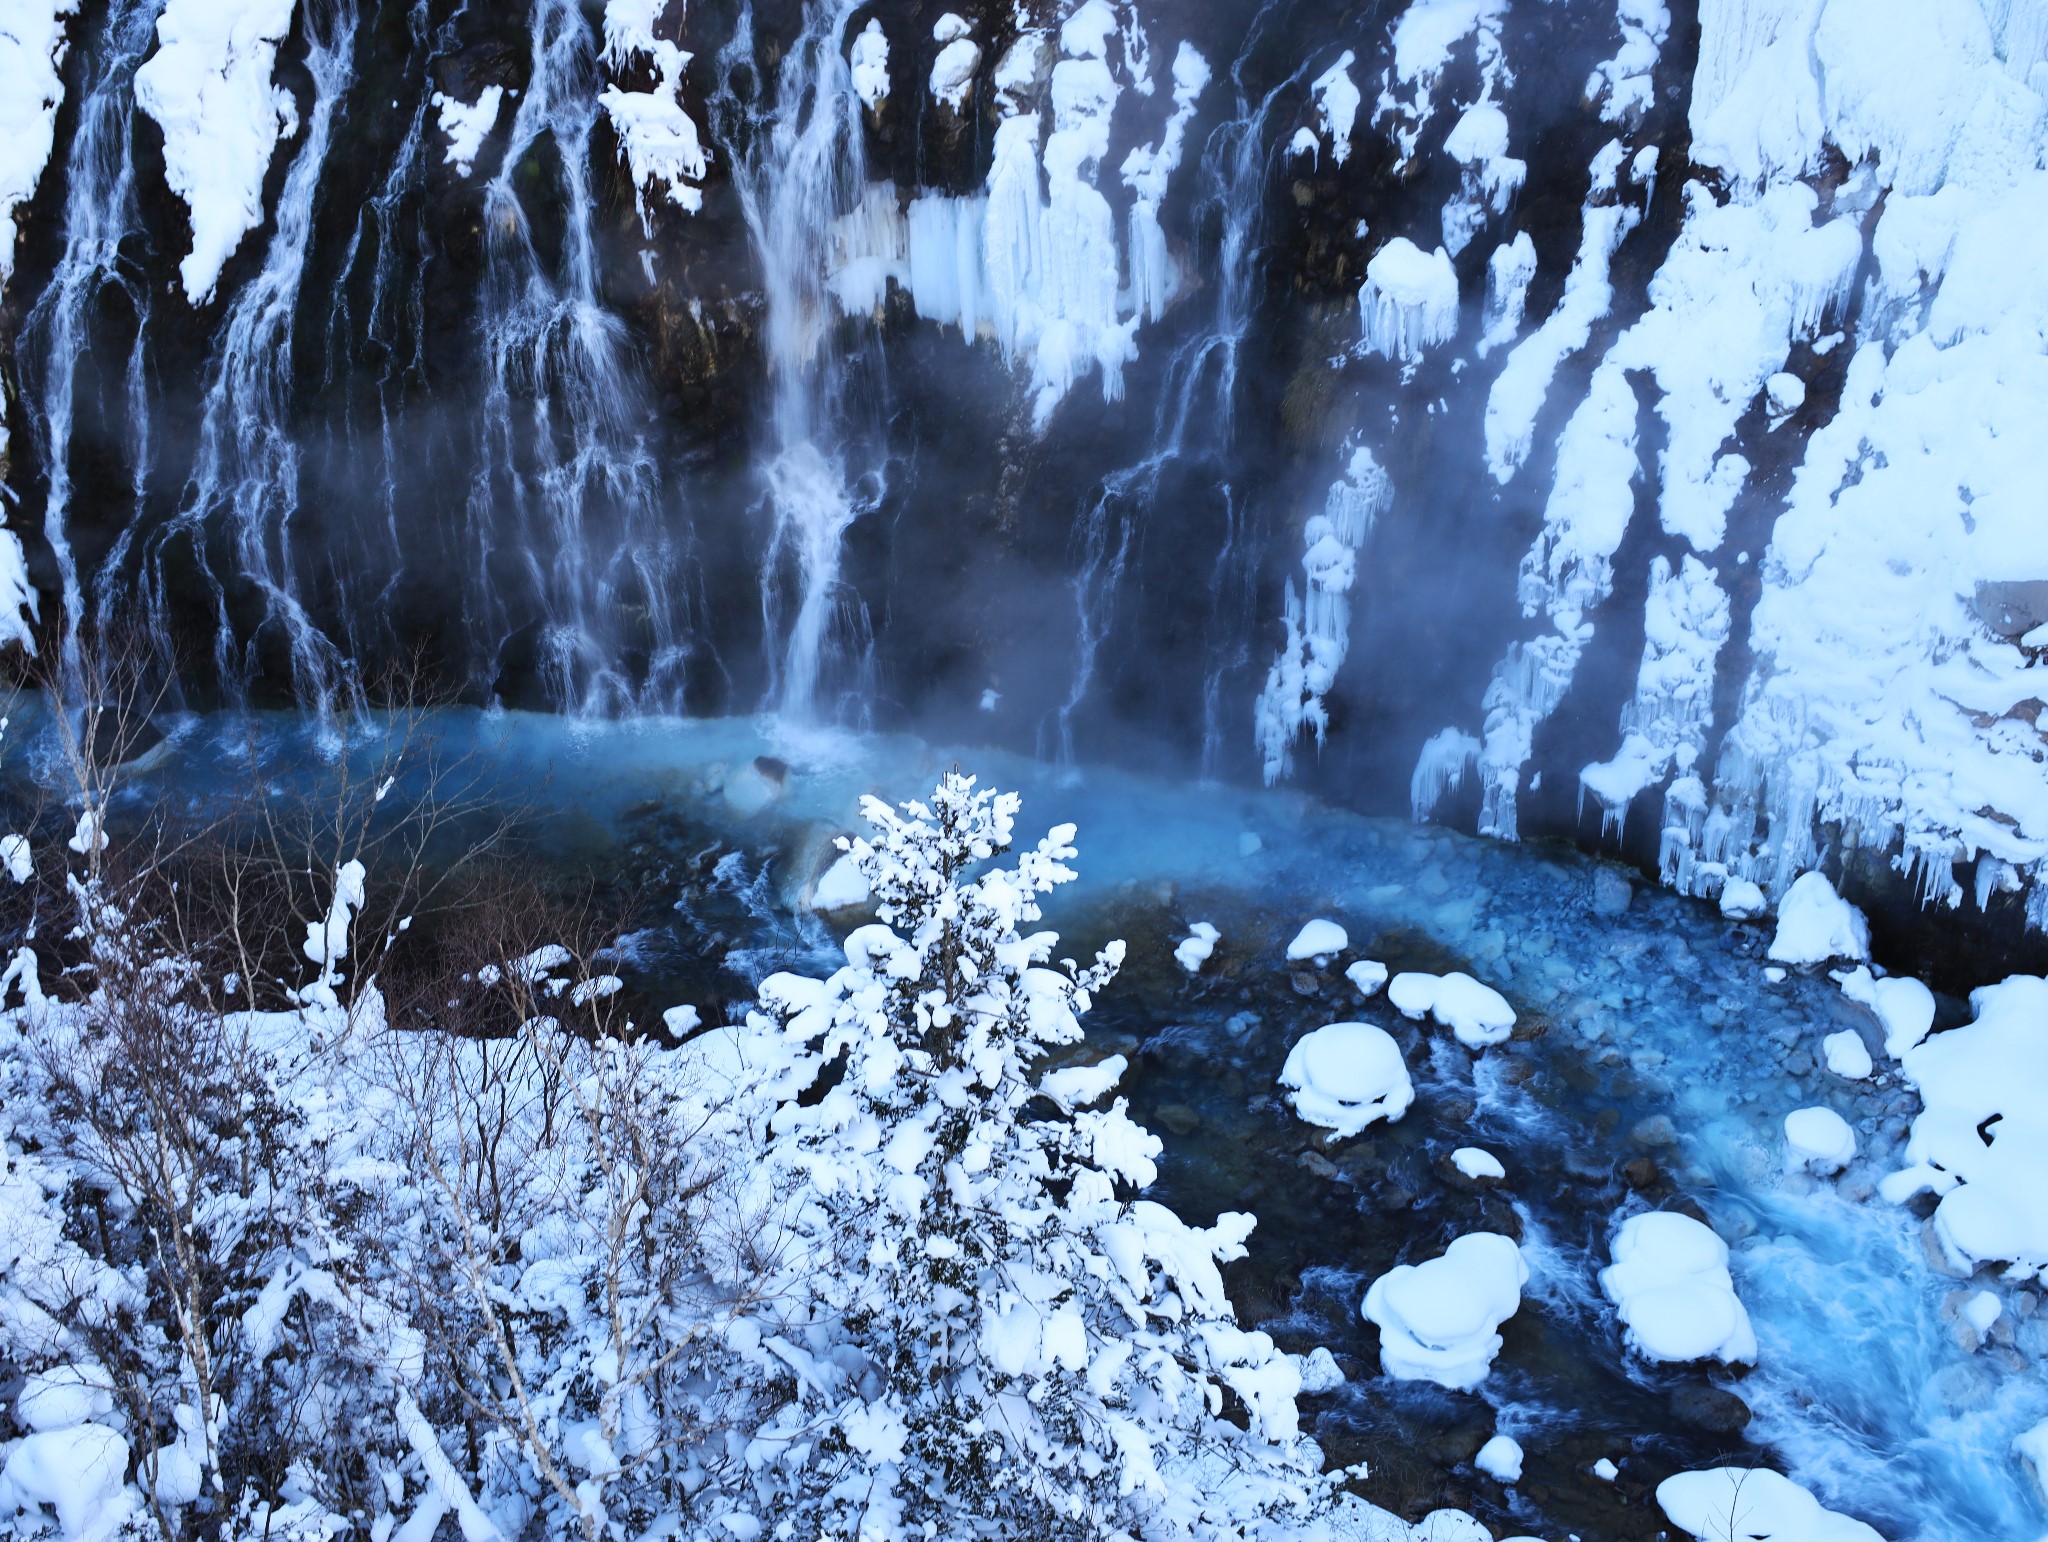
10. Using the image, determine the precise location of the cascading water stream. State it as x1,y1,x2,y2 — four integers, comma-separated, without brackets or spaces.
16,0,165,684
469,0,695,715
1052,8,1299,775
130,0,360,722
711,0,882,724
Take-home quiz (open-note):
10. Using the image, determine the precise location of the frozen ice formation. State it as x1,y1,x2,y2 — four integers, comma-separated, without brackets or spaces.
1387,970,1516,1048
1362,1231,1527,1390
1657,1467,1884,1542
1599,1211,1757,1366
1359,238,1460,364
1784,1106,1857,1174
849,18,889,109
1280,1022,1415,1140
1310,50,1360,165
600,0,709,222
1286,918,1349,962
1767,873,1870,966
1256,449,1395,783
1882,974,2048,1278
133,0,299,303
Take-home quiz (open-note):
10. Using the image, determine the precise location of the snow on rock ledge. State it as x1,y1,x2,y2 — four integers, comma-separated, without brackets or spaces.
1280,1022,1414,1140
0,0,76,291
133,0,300,304
1657,1466,1884,1542
1599,1211,1757,1366
1363,1231,1526,1390
600,0,709,223
1881,974,2048,1278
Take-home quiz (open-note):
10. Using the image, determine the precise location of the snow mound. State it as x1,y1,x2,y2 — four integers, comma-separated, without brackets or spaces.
1287,918,1349,962
1387,970,1516,1047
0,1422,132,1538
1174,921,1220,973
1767,872,1870,965
1362,1231,1526,1390
850,19,889,108
1658,1467,1884,1542
1599,1211,1757,1366
1821,1029,1872,1080
1294,1345,1345,1394
929,14,980,110
1452,1147,1506,1180
1280,1022,1414,1140
1881,974,2048,1277
1720,878,1767,919
1346,959,1389,996
1360,238,1460,363
1475,1433,1523,1483
1784,1106,1857,1173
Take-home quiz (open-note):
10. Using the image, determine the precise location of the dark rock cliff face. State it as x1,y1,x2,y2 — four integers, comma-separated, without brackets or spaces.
3,0,2044,982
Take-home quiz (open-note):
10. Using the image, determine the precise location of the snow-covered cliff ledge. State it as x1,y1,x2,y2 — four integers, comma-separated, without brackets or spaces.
133,0,300,304
0,0,77,293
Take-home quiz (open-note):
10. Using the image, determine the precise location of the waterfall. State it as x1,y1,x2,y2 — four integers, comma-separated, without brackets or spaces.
16,0,165,683
128,0,360,720
469,0,697,715
712,0,881,724
1052,13,1295,773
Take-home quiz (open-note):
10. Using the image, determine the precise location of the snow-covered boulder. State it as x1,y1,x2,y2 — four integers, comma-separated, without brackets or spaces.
1287,918,1349,962
1475,1434,1523,1483
1599,1211,1756,1366
1657,1467,1883,1542
1452,1147,1506,1181
1280,1022,1414,1140
1175,921,1220,973
1719,877,1767,919
809,851,869,911
1881,975,2048,1277
1784,1106,1856,1174
1346,959,1389,996
1387,970,1516,1047
1362,1232,1527,1390
1837,966,1937,1057
1821,1029,1872,1080
0,1423,133,1538
1767,872,1870,965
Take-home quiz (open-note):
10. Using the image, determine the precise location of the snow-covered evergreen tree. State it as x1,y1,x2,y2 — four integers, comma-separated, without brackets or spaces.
703,773,1331,1540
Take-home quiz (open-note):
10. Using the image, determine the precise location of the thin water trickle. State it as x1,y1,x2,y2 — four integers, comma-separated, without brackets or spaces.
131,0,362,726
1053,13,1301,772
712,0,884,724
17,0,165,683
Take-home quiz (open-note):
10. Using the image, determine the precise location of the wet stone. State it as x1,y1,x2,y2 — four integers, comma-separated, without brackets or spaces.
1669,1383,1752,1435
1154,1102,1201,1136
1290,969,1323,997
1592,867,1635,915
1622,1156,1661,1190
1631,1114,1677,1147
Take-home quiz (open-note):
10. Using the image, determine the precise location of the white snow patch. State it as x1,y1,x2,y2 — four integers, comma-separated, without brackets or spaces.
810,852,869,911
600,0,709,223
929,14,981,110
431,87,503,177
1310,51,1360,166
1359,239,1460,364
1836,966,1937,1057
1345,959,1389,997
850,19,889,109
1387,970,1516,1047
0,0,76,291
